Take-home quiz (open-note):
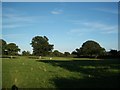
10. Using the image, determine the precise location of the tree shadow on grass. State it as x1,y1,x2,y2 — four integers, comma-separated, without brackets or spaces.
37,59,120,74
52,76,120,88
36,59,120,88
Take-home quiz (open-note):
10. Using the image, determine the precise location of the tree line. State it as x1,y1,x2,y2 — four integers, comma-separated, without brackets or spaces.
0,39,20,55
0,36,120,58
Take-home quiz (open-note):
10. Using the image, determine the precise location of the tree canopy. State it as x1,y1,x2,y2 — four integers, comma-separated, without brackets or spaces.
73,40,105,57
0,39,7,55
22,51,31,56
6,43,20,55
52,50,63,57
64,52,70,57
1,38,119,58
30,36,54,56
0,39,20,55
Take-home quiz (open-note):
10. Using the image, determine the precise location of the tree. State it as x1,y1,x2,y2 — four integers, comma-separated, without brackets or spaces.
6,43,20,55
109,49,118,56
73,40,105,57
72,48,82,57
64,52,70,57
0,39,7,55
30,36,54,56
22,51,31,56
52,50,63,57
117,50,120,56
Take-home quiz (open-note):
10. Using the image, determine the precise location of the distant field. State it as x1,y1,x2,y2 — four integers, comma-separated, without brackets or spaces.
2,56,120,88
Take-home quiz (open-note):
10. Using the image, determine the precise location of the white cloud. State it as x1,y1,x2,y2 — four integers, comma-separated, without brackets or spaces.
70,29,82,33
2,24,22,29
3,7,57,29
2,34,26,39
68,28,87,36
3,13,37,23
3,14,39,29
2,13,35,29
51,9,63,15
93,8,118,15
69,21,118,35
2,7,42,29
82,22,118,34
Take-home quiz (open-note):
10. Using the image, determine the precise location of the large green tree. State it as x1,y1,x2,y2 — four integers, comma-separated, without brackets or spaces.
0,39,7,55
73,40,105,57
6,43,20,55
30,36,54,56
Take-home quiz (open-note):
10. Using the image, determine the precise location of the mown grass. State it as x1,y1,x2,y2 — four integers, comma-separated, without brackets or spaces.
2,56,120,88
0,58,2,88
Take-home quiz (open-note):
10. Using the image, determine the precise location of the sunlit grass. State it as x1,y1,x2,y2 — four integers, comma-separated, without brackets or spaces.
0,58,2,88
2,56,120,88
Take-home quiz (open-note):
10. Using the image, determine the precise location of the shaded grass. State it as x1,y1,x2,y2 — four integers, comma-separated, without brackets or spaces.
40,59,120,88
2,56,120,88
52,75,120,88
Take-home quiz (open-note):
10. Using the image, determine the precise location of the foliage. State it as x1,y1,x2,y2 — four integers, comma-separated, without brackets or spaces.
6,43,20,55
52,50,64,57
0,39,20,55
22,51,31,56
1,38,119,58
101,49,120,59
0,39,7,55
117,50,120,56
30,36,54,56
64,52,70,57
109,49,118,56
73,40,106,57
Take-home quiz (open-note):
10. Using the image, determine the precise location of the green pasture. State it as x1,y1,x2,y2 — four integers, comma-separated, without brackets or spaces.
0,58,2,88
2,56,120,88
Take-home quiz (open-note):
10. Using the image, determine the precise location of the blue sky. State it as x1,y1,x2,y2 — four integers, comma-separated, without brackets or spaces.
2,2,118,53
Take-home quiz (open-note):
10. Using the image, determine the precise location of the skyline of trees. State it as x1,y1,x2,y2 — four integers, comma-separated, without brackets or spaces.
22,50,31,56
0,36,119,58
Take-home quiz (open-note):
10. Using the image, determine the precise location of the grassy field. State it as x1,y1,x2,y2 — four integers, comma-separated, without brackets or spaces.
2,56,120,88
0,58,2,88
